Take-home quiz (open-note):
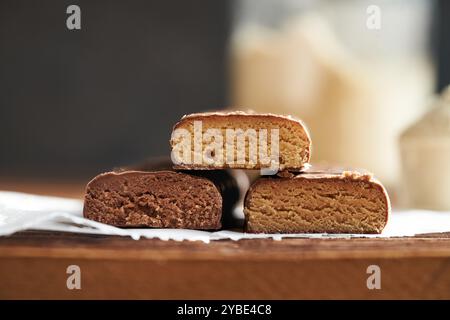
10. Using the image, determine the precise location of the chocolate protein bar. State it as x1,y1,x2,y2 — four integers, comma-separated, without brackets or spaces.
244,168,390,234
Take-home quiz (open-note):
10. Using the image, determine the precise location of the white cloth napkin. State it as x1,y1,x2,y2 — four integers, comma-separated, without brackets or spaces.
0,191,449,243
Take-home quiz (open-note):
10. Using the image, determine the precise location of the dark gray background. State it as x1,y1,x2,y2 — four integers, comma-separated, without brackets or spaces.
436,0,450,92
0,0,230,178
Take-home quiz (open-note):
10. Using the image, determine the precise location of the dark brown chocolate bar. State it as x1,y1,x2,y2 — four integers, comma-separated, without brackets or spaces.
83,157,248,229
83,170,223,229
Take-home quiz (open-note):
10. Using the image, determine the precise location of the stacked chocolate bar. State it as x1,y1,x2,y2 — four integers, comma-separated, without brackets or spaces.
84,111,390,233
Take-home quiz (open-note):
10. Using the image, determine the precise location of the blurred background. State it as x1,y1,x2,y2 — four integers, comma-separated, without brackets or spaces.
0,0,449,208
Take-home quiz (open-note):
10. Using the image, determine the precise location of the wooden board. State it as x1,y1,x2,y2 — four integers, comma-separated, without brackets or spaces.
1,231,450,299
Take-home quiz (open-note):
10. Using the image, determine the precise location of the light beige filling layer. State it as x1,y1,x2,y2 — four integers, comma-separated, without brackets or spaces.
172,116,310,169
245,178,388,234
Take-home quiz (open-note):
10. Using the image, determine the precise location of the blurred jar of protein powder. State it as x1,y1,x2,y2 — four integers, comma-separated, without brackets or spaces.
400,86,450,211
230,0,436,193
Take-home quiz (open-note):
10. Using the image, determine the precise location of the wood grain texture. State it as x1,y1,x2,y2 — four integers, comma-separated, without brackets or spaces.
1,231,450,299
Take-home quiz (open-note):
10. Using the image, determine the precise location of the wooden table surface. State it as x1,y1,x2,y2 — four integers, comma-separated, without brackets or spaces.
0,181,449,299
1,231,450,299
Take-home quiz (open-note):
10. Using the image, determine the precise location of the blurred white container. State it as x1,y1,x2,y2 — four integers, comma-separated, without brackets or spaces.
400,87,450,211
230,0,436,192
